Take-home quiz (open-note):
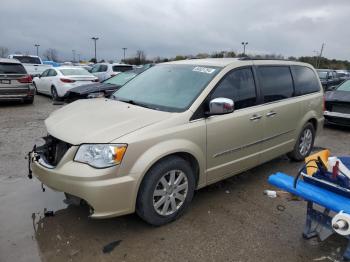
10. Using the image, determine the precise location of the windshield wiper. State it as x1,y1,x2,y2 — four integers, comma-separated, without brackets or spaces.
118,98,152,109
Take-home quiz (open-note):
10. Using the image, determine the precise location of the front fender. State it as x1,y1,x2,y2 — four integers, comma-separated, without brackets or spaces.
125,138,206,210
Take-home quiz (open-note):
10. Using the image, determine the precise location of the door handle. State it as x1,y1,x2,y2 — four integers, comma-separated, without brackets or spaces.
250,114,262,121
266,111,277,117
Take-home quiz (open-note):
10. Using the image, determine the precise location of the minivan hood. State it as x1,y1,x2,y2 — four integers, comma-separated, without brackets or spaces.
45,99,171,144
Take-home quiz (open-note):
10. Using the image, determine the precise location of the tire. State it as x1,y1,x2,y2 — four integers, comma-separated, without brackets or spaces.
136,156,195,226
51,86,59,101
288,122,315,161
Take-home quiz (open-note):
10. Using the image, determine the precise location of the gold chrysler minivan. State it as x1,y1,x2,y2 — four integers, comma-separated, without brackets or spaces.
29,58,323,225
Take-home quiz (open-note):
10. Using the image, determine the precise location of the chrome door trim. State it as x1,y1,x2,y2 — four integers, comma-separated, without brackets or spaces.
213,129,294,158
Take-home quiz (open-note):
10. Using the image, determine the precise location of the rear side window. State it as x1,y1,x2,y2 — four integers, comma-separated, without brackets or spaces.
113,65,132,72
211,67,257,110
48,69,57,77
91,65,99,73
99,65,108,72
0,63,26,74
41,69,50,77
292,66,320,95
257,66,293,103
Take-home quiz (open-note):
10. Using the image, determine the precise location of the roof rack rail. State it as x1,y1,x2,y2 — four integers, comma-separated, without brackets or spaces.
238,57,296,62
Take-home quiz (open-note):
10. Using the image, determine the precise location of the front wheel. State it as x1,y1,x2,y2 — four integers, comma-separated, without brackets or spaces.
288,123,315,161
136,156,195,226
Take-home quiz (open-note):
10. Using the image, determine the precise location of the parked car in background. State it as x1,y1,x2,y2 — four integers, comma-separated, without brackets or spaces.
79,65,92,72
43,60,61,67
8,54,51,77
33,67,98,100
64,64,153,102
0,58,35,104
29,58,323,225
91,63,133,81
336,70,350,82
324,79,350,126
316,69,343,90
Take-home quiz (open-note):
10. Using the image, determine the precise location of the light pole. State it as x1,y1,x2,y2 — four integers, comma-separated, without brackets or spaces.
122,47,127,61
91,37,99,63
316,43,325,69
241,42,248,56
72,49,76,63
313,50,319,67
78,53,81,62
34,44,40,56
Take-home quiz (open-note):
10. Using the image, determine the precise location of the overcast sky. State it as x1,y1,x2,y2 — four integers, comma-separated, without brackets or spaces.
1,0,349,61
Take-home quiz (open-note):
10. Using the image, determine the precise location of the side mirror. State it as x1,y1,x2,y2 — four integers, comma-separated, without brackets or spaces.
207,97,234,116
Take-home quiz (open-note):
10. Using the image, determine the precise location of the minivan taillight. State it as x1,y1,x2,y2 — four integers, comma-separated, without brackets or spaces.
18,75,32,83
60,78,76,83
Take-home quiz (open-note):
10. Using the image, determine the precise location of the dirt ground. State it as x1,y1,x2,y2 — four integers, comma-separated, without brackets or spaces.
0,95,349,262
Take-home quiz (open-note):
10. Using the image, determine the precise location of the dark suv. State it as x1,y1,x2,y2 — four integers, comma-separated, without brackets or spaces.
0,58,34,103
316,69,343,91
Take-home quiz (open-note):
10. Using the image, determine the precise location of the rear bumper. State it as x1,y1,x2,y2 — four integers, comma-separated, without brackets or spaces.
324,111,350,126
0,84,34,101
29,150,139,218
63,92,88,103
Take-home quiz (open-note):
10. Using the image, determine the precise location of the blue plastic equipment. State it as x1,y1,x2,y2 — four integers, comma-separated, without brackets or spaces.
268,172,350,260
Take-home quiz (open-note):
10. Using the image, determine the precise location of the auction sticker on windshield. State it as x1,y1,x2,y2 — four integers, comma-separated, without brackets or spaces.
192,66,216,74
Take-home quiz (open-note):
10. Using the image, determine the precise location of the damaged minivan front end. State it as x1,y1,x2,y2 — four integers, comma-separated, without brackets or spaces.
27,98,172,218
28,135,138,218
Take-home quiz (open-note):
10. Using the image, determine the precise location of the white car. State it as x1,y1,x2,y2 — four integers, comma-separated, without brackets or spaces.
91,63,133,81
33,67,98,100
8,54,52,77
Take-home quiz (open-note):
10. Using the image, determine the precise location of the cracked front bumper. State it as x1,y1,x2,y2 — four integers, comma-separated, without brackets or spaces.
28,148,138,218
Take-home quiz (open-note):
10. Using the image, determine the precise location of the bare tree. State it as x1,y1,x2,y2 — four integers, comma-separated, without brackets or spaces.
0,47,9,58
136,50,146,64
43,48,59,61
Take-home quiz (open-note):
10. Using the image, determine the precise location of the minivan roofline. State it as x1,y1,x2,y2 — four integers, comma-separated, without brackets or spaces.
163,58,312,68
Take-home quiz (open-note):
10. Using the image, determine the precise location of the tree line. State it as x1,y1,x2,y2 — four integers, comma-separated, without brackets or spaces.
0,45,349,70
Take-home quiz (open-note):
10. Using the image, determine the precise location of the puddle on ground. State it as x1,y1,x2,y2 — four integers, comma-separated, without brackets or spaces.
0,177,66,262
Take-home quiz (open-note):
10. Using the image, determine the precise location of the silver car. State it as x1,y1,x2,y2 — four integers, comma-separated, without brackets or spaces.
0,58,35,103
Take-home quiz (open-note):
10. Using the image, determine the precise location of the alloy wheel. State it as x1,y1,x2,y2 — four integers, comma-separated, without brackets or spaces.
299,128,313,156
152,170,188,216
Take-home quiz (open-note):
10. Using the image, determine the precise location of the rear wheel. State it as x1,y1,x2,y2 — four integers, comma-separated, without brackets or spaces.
288,123,315,161
51,86,59,101
136,156,195,226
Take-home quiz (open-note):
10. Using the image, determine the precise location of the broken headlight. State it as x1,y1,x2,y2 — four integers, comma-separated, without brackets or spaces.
74,144,127,168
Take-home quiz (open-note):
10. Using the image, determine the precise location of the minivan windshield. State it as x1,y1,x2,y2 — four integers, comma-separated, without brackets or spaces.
112,64,220,112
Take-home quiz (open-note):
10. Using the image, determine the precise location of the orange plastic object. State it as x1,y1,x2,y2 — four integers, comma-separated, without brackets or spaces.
304,149,330,176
